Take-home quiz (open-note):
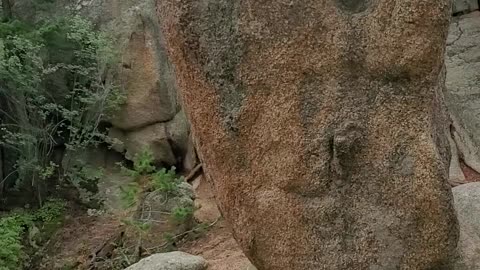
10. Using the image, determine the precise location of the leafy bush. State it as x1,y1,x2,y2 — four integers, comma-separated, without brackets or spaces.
0,215,25,270
0,15,123,203
171,206,193,223
132,148,156,176
152,167,183,195
119,182,140,209
118,148,184,208
0,199,66,269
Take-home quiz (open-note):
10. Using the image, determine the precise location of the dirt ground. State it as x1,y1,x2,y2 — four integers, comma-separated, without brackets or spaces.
36,175,254,270
180,220,254,270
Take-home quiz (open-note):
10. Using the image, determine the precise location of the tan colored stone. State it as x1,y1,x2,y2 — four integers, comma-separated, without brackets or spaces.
181,221,255,270
183,134,199,172
158,1,458,269
192,176,221,224
109,123,174,165
108,110,190,166
111,19,177,130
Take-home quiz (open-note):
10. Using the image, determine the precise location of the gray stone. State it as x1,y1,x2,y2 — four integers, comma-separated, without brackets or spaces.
108,110,190,167
182,134,198,172
124,252,207,270
109,124,176,166
452,183,480,269
446,12,480,183
166,110,190,157
453,0,479,14
142,182,194,228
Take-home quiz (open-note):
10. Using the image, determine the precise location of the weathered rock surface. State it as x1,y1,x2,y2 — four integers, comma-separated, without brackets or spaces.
108,110,190,166
124,251,207,270
446,12,480,185
452,183,480,269
453,0,479,14
76,0,179,131
191,176,221,224
158,1,458,269
109,124,176,165
12,0,192,169
110,16,178,130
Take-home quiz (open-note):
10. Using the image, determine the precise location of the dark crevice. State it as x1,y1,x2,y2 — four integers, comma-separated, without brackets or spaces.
447,21,464,46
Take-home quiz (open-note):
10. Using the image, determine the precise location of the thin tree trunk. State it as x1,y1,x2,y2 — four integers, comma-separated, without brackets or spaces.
1,0,12,21
0,146,3,201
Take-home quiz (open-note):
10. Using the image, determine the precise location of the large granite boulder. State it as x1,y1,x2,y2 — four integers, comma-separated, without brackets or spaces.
109,13,178,131
158,0,458,269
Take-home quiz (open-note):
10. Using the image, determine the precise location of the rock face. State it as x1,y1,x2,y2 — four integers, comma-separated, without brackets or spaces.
11,0,195,169
98,0,192,167
446,12,480,185
110,16,178,131
453,0,479,14
109,110,190,166
452,183,480,269
124,251,207,270
158,1,459,269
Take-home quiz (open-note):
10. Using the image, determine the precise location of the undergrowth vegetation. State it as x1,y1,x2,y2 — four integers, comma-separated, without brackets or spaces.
0,7,124,269
106,148,211,268
0,199,66,269
0,15,123,205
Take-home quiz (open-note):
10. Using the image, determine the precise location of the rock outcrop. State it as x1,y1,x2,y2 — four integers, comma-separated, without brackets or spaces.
11,0,196,169
446,11,480,185
453,0,479,14
452,182,480,269
109,110,190,166
158,1,458,269
93,0,192,167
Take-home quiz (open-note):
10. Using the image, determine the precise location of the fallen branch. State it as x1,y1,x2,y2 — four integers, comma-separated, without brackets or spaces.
146,217,220,253
185,163,203,183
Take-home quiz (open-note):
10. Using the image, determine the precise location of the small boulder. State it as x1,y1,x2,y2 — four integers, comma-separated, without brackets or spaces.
453,182,480,269
109,124,176,166
124,252,207,270
108,110,190,167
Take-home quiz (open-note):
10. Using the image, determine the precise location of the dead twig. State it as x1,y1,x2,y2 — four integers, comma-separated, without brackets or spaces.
185,164,203,183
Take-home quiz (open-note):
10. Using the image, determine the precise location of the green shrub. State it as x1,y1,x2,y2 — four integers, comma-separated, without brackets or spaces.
0,15,123,203
132,148,156,176
171,206,193,223
0,199,66,269
0,215,25,270
119,182,140,209
152,167,183,195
